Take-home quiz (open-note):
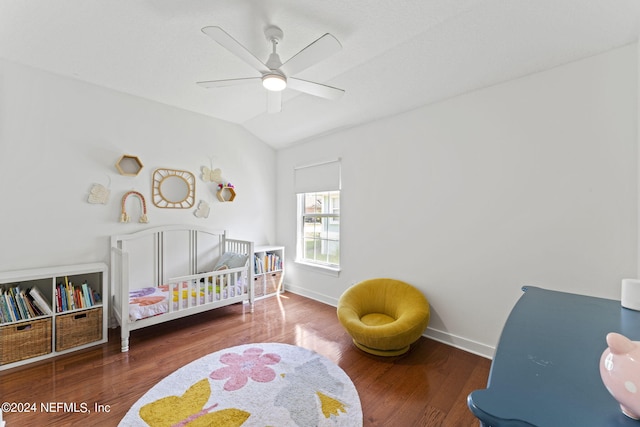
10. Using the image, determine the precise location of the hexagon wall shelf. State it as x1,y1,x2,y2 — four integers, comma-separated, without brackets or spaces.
216,186,236,202
116,155,144,176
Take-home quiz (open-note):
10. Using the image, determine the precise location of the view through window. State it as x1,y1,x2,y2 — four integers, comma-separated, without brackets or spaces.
297,190,340,268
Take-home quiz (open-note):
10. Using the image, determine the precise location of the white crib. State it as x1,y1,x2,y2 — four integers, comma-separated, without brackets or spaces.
110,225,253,352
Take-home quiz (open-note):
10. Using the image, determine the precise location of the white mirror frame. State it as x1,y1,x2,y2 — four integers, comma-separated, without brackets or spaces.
152,168,196,208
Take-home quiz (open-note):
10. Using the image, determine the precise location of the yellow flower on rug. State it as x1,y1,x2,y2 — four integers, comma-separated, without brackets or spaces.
317,391,347,418
139,378,250,427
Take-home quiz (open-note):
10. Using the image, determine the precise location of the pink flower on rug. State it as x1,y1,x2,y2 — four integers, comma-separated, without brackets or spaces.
210,347,281,391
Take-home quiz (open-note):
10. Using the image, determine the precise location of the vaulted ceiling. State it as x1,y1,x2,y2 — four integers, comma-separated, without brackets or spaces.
1,1,639,149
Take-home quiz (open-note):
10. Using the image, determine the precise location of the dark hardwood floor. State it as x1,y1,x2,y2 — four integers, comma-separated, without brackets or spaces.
0,293,491,426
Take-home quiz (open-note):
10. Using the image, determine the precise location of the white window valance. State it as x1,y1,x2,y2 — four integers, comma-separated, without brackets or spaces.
294,158,341,193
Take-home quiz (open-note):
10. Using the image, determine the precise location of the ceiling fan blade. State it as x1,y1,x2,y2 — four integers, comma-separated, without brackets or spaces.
197,77,261,88
280,33,342,76
287,78,345,100
267,90,282,113
201,26,270,74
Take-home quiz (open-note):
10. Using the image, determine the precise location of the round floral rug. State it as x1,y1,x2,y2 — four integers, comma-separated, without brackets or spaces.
119,343,362,426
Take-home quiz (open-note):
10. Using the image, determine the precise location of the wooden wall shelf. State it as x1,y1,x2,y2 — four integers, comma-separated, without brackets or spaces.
216,186,236,202
115,155,144,176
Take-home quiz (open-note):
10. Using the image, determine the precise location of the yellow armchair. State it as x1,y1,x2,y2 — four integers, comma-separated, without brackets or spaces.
337,278,430,356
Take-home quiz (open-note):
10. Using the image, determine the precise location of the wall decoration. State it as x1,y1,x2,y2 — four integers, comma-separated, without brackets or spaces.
152,168,196,209
201,158,235,202
87,179,111,204
194,200,211,219
202,166,222,183
216,183,236,202
120,191,149,223
115,154,144,176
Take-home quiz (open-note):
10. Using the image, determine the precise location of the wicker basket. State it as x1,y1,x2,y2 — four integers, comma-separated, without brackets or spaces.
266,272,283,294
0,318,52,365
55,307,102,351
254,276,265,297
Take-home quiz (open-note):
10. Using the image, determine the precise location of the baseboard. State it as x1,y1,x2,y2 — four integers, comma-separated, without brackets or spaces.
423,327,494,359
284,283,339,306
286,284,495,360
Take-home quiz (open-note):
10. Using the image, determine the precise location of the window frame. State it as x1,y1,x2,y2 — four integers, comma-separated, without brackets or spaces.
295,190,341,273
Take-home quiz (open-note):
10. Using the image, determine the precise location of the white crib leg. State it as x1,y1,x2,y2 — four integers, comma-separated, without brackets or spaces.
121,337,129,352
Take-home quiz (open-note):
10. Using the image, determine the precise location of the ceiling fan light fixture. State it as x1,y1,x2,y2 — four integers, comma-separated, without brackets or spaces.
262,73,287,91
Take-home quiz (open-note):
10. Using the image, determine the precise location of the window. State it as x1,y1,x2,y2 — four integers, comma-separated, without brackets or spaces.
294,159,341,271
297,190,340,268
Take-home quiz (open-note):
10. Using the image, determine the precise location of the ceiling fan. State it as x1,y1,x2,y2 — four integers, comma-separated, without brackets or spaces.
197,25,345,113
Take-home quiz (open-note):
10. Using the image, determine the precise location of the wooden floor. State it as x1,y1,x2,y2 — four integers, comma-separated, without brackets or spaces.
0,293,491,426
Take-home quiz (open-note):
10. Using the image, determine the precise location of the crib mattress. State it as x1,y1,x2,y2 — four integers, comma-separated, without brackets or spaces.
128,282,244,321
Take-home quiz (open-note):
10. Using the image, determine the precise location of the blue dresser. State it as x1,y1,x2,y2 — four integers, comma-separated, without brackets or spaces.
467,286,640,426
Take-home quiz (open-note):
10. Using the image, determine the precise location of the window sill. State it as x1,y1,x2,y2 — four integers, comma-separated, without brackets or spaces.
294,260,341,277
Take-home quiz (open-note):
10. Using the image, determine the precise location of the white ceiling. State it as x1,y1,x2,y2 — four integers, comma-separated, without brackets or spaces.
1,0,639,149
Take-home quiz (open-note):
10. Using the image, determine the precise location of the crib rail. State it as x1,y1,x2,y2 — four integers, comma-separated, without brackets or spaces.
110,246,128,325
226,239,254,257
167,266,248,313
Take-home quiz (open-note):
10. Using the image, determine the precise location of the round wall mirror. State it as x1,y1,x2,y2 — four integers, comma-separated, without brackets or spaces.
160,175,189,203
152,169,195,208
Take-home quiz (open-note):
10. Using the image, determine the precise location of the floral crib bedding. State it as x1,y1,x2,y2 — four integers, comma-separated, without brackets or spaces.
128,280,245,322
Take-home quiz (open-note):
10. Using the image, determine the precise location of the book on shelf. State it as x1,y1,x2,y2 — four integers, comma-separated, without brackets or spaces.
55,285,63,312
0,291,14,322
64,276,75,311
29,287,52,315
264,252,282,272
81,283,97,307
0,285,53,323
55,279,100,313
24,292,44,317
6,288,18,320
0,293,9,322
6,292,18,322
20,291,36,318
18,289,36,319
254,254,265,275
253,252,283,275
13,288,28,320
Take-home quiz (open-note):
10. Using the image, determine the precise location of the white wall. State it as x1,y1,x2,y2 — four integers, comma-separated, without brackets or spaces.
276,44,638,358
0,58,276,270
